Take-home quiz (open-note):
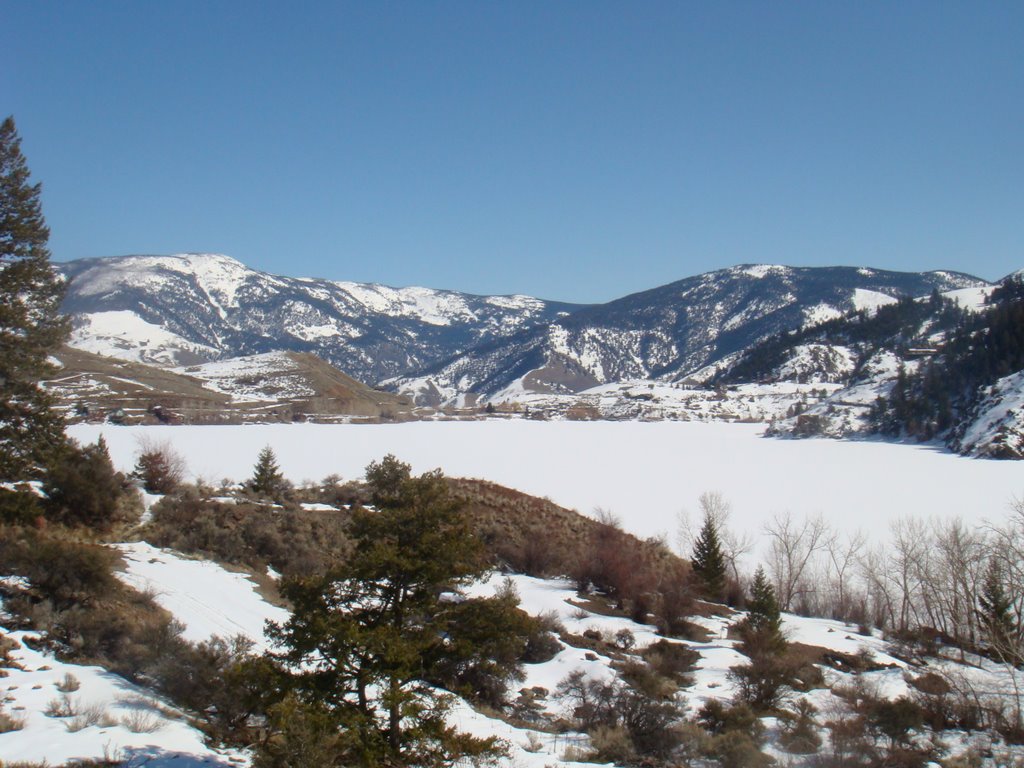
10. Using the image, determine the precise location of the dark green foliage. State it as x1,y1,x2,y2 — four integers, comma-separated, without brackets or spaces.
705,729,774,768
249,445,288,499
739,566,786,654
43,437,137,530
696,699,765,742
729,652,795,711
731,567,791,711
254,695,347,768
0,117,70,482
145,486,350,578
872,281,1024,444
263,456,520,767
867,696,924,747
778,698,822,754
152,635,278,741
0,484,43,525
424,581,536,707
0,527,119,610
977,557,1019,660
691,511,728,601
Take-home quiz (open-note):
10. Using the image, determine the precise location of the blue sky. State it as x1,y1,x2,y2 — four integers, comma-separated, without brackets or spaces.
5,2,1022,302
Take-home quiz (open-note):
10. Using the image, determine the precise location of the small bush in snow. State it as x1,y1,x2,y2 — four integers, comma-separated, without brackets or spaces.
614,628,636,651
0,703,26,733
55,672,80,692
45,693,77,717
120,707,163,733
132,438,186,494
65,701,113,732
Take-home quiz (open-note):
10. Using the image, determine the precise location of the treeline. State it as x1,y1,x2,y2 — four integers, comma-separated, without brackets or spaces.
716,290,968,385
872,277,1024,444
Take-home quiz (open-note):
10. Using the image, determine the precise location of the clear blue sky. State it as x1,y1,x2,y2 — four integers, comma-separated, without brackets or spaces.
5,1,1022,302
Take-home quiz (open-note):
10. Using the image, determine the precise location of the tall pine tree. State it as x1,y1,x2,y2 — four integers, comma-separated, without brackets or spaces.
0,116,69,481
249,445,287,498
265,456,528,767
978,558,1018,660
741,566,786,656
691,510,728,602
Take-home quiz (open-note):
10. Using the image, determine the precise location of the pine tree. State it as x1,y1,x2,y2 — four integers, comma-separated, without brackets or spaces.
691,511,728,601
265,456,528,767
978,558,1017,659
0,116,70,481
249,445,286,498
741,566,786,655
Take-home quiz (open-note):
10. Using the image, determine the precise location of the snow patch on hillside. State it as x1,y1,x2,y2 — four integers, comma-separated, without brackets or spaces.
115,541,288,650
0,624,244,766
739,264,790,279
852,288,898,313
70,310,218,366
944,285,993,312
958,370,1024,458
173,352,316,403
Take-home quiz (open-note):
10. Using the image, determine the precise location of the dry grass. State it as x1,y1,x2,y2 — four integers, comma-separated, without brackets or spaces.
55,672,81,692
44,693,77,718
120,706,163,733
65,701,115,732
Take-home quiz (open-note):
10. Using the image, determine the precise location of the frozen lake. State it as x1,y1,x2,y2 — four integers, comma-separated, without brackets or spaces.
70,420,1023,547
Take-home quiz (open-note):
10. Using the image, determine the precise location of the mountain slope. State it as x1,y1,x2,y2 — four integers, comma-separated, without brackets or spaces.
393,265,986,405
45,346,412,424
61,253,580,383
716,275,1024,456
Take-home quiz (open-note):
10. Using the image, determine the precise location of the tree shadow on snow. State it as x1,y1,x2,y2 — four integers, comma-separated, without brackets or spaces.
116,746,244,767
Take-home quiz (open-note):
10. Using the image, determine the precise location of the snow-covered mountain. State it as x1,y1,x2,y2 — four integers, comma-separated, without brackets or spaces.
60,253,579,383
718,276,1024,457
392,265,986,405
61,256,991,414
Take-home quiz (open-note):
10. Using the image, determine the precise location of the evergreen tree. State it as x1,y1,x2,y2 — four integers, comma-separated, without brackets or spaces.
0,116,70,481
978,558,1018,659
730,567,791,710
249,445,286,498
264,456,529,767
691,511,728,601
43,436,133,530
741,566,786,655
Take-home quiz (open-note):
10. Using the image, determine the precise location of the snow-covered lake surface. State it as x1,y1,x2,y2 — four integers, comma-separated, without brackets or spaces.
70,421,1023,544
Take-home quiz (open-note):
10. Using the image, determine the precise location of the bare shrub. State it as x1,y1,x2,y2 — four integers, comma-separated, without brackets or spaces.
65,700,111,732
55,672,80,692
45,693,77,717
120,706,163,733
521,731,544,753
0,704,26,733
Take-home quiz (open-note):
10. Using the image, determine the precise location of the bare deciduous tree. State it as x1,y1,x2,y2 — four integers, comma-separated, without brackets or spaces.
763,511,830,612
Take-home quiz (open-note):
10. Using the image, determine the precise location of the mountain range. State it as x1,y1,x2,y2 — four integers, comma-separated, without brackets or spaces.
55,253,1024,455
59,254,985,401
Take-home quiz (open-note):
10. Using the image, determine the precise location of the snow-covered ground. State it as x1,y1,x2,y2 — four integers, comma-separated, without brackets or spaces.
173,351,317,403
115,542,289,650
6,537,1023,766
70,421,1024,550
0,625,245,766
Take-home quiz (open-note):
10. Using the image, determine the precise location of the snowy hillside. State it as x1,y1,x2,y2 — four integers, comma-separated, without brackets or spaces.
744,279,1024,456
7,539,1022,766
61,253,578,383
391,265,985,406
44,346,413,425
